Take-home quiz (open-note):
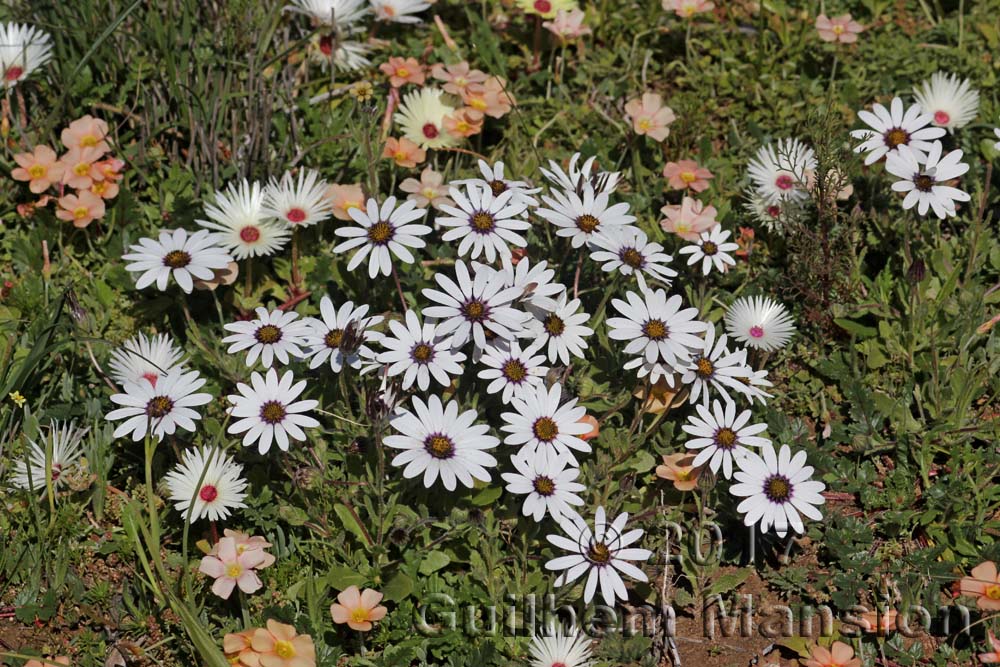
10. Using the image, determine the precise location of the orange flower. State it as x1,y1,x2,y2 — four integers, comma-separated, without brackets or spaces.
635,378,681,415
379,56,426,88
399,167,452,209
462,76,514,119
90,179,119,199
224,630,262,667
443,107,484,138
430,61,488,96
330,585,388,631
802,641,861,667
94,157,125,182
11,145,64,193
250,620,315,667
858,609,897,635
383,136,426,168
217,529,276,569
980,630,1000,663
56,191,106,228
577,415,600,441
662,160,713,192
624,92,676,142
961,561,1000,610
61,115,111,153
60,147,105,190
655,453,700,491
324,183,365,220
659,196,718,241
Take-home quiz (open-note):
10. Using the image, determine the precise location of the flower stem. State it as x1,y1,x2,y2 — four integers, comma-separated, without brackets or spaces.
390,264,408,312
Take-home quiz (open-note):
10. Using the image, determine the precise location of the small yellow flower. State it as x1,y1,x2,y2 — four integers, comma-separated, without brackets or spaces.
9,391,27,407
351,81,374,103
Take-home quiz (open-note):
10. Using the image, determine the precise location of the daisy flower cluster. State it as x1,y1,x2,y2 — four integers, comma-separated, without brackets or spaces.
10,115,125,227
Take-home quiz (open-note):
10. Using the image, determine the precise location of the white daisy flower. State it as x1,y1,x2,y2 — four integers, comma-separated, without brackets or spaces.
384,395,498,491
122,229,233,294
436,184,531,265
850,97,946,166
502,450,586,522
227,368,320,454
747,138,816,205
545,506,652,606
536,184,636,248
163,446,248,523
682,328,756,408
913,72,979,132
452,159,540,208
588,227,676,289
884,142,970,219
683,399,770,479
370,0,430,23
540,153,620,196
724,296,795,352
607,288,706,374
285,0,369,30
303,297,383,372
422,260,527,350
333,196,431,278
108,333,185,388
106,368,213,442
198,179,290,259
262,169,333,228
742,188,806,234
529,628,594,667
222,307,311,368
730,442,826,538
396,87,458,150
500,383,592,466
0,23,53,89
9,421,87,493
487,258,567,319
529,294,593,365
478,340,548,404
677,226,739,275
329,39,372,70
376,310,467,390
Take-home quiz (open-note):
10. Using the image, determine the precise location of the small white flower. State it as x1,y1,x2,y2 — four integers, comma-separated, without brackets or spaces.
607,288,705,372
724,296,795,352
284,0,369,30
747,138,816,205
527,294,593,365
545,507,652,606
123,229,233,293
9,421,87,494
528,628,594,667
436,184,531,265
540,153,620,196
677,226,739,275
452,159,540,208
227,368,320,454
500,383,592,466
884,142,970,219
108,333,185,387
222,307,311,368
303,297,383,372
396,87,458,150
376,310,467,391
850,97,945,165
743,187,806,234
502,450,586,522
913,71,979,132
370,0,430,23
106,368,213,442
588,227,676,288
730,442,826,537
478,340,549,404
384,395,498,491
683,399,770,479
263,169,333,228
333,196,431,278
198,179,290,259
487,258,567,319
681,328,757,408
163,447,248,523
536,184,636,248
0,23,53,89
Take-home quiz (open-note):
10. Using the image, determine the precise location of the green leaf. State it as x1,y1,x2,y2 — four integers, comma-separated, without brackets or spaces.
382,572,414,602
833,318,877,339
471,485,503,506
327,566,366,590
334,503,371,547
705,568,751,597
418,550,451,575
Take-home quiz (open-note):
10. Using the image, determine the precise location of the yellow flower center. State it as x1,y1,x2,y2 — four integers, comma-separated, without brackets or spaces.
73,206,90,219
638,118,652,131
676,469,693,481
92,182,107,195
397,67,409,78
675,221,691,233
226,564,242,578
351,607,371,623
73,162,90,177
680,171,696,183
832,24,845,34
274,639,295,659
345,200,361,211
468,97,487,111
422,188,437,199
80,135,99,147
28,164,47,178
987,585,1000,600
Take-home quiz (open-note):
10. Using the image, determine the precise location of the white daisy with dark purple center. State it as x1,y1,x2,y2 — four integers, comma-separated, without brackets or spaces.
913,72,979,132
536,184,636,248
262,168,333,228
123,229,233,294
681,327,757,407
500,383,592,466
746,138,816,205
530,294,593,365
683,399,770,479
303,296,383,372
588,227,676,289
478,340,548,404
198,179,290,259
452,159,540,207
850,97,945,166
106,367,213,442
677,226,739,276
884,142,970,219
227,368,320,454
724,296,795,352
9,421,88,494
108,333,185,388
384,395,498,491
222,307,311,368
376,309,466,391
608,288,706,376
333,196,431,278
436,184,531,265
502,449,586,522
478,258,566,320
163,446,248,523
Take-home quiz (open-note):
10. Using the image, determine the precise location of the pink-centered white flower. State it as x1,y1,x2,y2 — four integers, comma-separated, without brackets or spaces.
198,179,290,259
164,446,248,523
263,168,333,228
108,333,185,388
913,72,978,131
724,296,795,352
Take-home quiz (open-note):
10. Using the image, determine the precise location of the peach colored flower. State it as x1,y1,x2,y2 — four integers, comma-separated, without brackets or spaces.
462,76,515,119
383,136,426,168
224,630,262,667
659,196,718,241
662,160,713,192
430,61,488,97
655,453,701,491
90,179,119,199
251,620,315,667
61,115,111,153
980,630,1000,664
330,585,388,631
635,378,681,415
379,56,426,88
56,191,106,228
400,167,453,208
94,157,125,182
24,658,70,667
577,415,600,441
815,14,864,43
60,147,105,190
961,561,1000,610
324,183,365,221
198,536,267,600
543,9,591,41
624,92,676,142
858,609,897,635
665,0,715,18
802,641,861,667
193,261,240,291
214,529,276,569
11,145,64,193
443,107,484,138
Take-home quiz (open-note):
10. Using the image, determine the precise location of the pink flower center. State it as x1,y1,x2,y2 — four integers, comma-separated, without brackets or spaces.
933,110,950,125
142,372,159,387
422,123,439,139
199,485,219,502
766,205,781,218
4,66,23,82
534,0,552,12
286,207,307,223
749,325,765,338
319,35,334,56
239,226,261,243
775,174,794,190
51,464,62,481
